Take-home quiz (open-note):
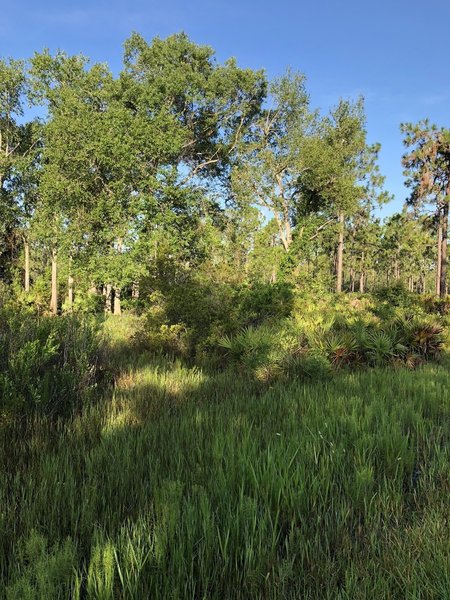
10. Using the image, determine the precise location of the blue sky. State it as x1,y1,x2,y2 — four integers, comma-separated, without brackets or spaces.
2,0,450,217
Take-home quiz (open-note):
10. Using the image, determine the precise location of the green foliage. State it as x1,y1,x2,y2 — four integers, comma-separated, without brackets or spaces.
1,334,449,598
373,281,418,308
3,32,444,310
215,292,446,380
237,282,294,324
136,281,295,361
0,307,102,417
218,324,276,372
135,284,237,358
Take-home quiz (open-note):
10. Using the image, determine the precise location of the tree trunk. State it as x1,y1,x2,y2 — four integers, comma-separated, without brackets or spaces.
270,233,277,283
436,217,442,295
113,287,121,315
275,212,292,252
67,256,74,311
284,217,292,250
335,212,344,293
439,200,448,297
349,268,355,292
113,237,123,315
359,251,365,293
68,275,74,310
24,238,30,292
394,256,400,280
104,284,112,313
419,273,425,294
50,248,58,315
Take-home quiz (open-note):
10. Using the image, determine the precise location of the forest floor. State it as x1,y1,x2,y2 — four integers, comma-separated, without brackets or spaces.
2,316,450,599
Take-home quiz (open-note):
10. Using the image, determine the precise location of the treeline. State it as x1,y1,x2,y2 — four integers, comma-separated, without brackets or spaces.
0,33,449,314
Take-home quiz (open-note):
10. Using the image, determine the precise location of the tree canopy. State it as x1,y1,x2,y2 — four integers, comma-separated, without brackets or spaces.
0,33,448,312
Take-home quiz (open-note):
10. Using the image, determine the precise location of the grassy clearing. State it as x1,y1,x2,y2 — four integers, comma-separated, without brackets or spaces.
1,321,449,598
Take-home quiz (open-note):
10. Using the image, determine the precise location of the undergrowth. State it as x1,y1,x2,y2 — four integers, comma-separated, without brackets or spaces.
0,294,449,598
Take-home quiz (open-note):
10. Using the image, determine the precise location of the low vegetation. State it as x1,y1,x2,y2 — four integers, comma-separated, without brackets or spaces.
0,290,449,598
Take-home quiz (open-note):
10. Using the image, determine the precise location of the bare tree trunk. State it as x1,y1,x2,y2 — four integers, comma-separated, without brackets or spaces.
270,233,277,283
274,211,292,252
359,251,365,293
440,200,448,297
284,217,292,250
436,217,442,295
394,256,400,280
68,276,74,310
113,288,122,315
66,256,74,311
114,238,123,315
24,238,30,292
50,248,58,315
350,268,355,292
335,212,344,293
104,284,112,313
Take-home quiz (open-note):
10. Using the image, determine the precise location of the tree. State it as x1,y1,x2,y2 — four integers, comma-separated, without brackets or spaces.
300,98,385,292
232,71,316,253
402,120,450,297
380,210,433,292
117,32,266,302
121,32,266,184
29,51,114,313
27,34,267,313
0,58,28,282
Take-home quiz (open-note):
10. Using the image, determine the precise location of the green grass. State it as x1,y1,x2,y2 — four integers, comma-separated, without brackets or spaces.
1,324,449,598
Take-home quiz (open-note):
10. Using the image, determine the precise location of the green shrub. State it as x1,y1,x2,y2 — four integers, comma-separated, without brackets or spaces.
215,296,446,379
218,325,277,371
237,282,294,325
280,351,332,381
423,296,450,315
373,282,419,310
137,280,294,361
0,308,102,417
137,283,239,357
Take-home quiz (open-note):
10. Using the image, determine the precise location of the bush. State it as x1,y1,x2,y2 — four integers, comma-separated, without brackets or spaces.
237,282,294,325
214,295,446,381
218,325,277,371
423,296,450,315
373,282,419,309
137,280,295,361
0,308,102,418
135,283,447,375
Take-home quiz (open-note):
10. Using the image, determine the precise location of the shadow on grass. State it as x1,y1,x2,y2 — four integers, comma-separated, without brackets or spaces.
2,325,450,598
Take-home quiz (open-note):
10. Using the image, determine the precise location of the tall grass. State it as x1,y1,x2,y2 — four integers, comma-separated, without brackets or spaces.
1,329,449,598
